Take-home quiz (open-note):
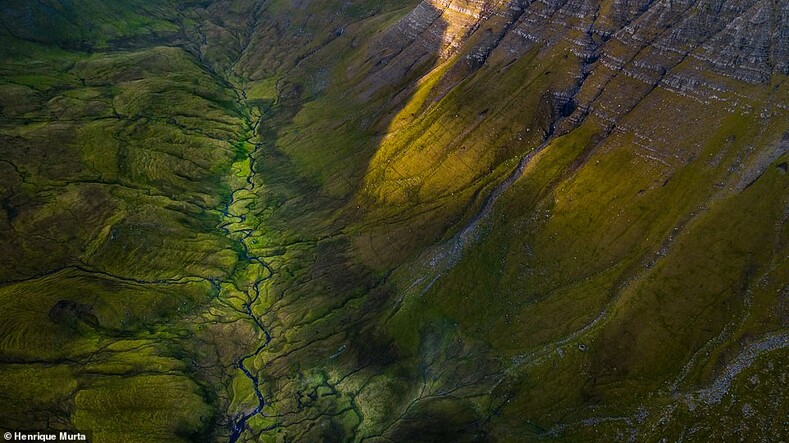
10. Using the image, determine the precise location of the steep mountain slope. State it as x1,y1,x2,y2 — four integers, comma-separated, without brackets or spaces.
0,0,787,441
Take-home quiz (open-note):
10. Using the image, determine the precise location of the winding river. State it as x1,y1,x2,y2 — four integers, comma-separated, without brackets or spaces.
216,95,274,442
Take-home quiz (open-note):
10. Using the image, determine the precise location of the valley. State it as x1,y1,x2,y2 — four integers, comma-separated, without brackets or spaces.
0,0,787,441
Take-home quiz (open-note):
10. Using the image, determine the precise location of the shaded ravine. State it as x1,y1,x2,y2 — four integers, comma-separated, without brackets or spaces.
215,93,274,442
181,4,278,438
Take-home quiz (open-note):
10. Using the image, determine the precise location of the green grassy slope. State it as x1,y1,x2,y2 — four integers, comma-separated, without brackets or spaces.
0,13,247,440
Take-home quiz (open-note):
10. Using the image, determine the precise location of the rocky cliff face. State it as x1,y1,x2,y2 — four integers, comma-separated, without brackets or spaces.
391,0,789,110
352,0,789,208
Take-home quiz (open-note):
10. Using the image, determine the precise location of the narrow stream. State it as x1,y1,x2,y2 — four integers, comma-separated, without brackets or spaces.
217,99,274,442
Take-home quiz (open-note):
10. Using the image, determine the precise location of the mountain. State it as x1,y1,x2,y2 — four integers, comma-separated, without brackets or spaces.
0,0,787,441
